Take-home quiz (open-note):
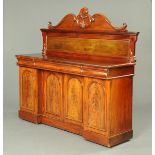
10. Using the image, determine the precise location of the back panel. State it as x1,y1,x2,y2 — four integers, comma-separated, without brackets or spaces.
46,37,130,57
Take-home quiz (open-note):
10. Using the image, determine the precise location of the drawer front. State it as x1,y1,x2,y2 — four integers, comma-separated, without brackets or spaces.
17,58,108,79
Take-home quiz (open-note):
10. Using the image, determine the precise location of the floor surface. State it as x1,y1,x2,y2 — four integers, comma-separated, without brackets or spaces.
4,103,151,155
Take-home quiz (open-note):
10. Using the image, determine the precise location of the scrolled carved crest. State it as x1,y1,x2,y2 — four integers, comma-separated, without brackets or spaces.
48,7,128,32
73,7,95,28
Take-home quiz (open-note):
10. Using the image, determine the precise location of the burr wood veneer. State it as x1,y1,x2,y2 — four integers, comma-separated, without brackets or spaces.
16,7,139,147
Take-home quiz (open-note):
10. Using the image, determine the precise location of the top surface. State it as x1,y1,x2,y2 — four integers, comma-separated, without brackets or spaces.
16,53,135,68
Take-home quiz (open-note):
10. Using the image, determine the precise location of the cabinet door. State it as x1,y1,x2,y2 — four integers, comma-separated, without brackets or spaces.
43,71,63,120
64,74,83,125
83,77,107,133
19,67,38,113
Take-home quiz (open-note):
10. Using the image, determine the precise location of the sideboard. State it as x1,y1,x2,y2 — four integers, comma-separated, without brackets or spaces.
16,7,139,147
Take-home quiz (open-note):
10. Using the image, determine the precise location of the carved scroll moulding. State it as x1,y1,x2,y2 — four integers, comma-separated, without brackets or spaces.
47,7,127,32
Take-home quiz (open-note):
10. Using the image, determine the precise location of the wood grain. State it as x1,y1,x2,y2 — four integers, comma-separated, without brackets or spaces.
43,71,63,120
64,74,83,125
47,37,130,57
83,78,107,134
19,67,38,113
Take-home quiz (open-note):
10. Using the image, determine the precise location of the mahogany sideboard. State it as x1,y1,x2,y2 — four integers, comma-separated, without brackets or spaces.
16,7,139,147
